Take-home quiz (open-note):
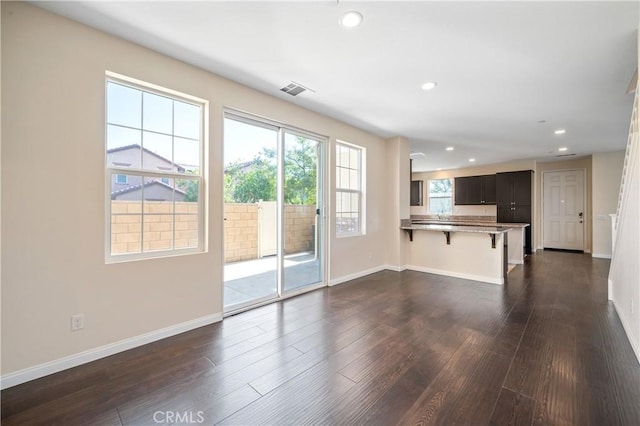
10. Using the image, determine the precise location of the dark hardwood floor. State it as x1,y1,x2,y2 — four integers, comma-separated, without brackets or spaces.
2,251,639,425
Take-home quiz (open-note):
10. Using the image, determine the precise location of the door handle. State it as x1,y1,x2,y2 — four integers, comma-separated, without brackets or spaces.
578,212,583,217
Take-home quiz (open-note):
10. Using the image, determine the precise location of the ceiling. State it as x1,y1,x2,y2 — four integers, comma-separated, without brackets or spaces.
35,1,638,172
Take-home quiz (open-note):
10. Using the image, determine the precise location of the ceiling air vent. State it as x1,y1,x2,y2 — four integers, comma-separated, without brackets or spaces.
555,153,576,158
280,81,314,97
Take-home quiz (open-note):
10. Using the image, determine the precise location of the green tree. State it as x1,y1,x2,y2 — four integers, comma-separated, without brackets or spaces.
177,170,200,202
284,138,317,205
224,138,317,205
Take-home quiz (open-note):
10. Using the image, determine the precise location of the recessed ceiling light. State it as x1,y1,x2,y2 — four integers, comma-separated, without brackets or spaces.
445,146,454,151
554,129,566,135
436,168,443,171
469,158,476,162
558,147,568,152
340,11,363,28
421,81,438,91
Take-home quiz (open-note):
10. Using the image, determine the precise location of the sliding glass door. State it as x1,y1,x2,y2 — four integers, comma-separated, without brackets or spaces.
223,114,324,312
223,117,279,310
283,131,322,292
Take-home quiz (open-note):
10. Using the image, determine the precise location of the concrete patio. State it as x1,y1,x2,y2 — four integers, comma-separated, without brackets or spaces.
224,252,321,309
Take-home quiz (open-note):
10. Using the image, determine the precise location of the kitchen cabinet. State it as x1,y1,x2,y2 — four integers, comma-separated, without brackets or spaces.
454,174,496,205
496,170,533,253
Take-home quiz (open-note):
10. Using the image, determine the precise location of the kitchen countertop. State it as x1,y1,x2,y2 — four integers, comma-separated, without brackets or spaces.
411,220,529,228
401,223,511,234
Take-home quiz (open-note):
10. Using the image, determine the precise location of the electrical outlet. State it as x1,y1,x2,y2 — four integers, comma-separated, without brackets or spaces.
71,314,85,331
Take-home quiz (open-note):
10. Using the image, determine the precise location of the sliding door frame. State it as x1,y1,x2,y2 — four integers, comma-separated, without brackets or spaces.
222,108,328,316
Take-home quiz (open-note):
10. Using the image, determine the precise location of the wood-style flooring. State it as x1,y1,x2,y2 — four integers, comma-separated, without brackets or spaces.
2,251,639,425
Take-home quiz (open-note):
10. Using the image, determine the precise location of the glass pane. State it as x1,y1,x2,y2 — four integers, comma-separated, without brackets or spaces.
284,133,321,292
176,178,199,204
337,145,349,168
349,147,359,169
111,174,142,255
349,170,359,190
340,191,351,213
143,215,173,252
339,168,350,190
143,92,173,134
142,132,173,171
174,101,201,140
107,82,141,128
223,117,278,311
351,192,360,215
175,179,199,249
174,137,200,170
107,125,141,152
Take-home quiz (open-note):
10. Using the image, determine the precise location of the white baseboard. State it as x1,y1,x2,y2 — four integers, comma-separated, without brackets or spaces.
382,264,406,272
608,278,613,301
0,313,222,390
329,265,388,286
404,265,504,285
612,299,640,364
592,253,612,259
508,259,524,265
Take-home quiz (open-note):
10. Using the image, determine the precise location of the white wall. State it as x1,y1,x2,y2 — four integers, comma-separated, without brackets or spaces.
592,151,625,258
608,24,640,362
385,137,410,270
1,2,390,381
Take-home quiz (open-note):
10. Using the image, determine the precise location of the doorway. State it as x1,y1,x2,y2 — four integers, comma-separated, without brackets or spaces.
543,169,585,251
223,113,325,313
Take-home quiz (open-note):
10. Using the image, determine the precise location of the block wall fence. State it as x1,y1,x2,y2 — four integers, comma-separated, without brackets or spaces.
110,201,316,263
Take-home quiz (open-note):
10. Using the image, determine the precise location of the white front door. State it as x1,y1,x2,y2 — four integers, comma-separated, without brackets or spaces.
543,170,585,250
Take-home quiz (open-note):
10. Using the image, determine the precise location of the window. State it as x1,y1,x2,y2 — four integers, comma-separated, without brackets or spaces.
428,178,453,214
336,141,365,236
106,72,206,261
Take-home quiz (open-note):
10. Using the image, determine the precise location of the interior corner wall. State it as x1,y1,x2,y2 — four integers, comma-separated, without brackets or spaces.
1,2,388,381
592,151,625,258
608,142,640,362
385,136,410,269
608,22,640,363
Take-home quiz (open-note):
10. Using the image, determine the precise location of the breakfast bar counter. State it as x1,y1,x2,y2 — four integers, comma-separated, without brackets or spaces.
400,222,514,285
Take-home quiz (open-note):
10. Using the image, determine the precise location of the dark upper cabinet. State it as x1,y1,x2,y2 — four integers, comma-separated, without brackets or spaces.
481,174,496,204
496,170,534,254
496,170,532,207
410,180,423,206
454,176,470,205
454,174,496,205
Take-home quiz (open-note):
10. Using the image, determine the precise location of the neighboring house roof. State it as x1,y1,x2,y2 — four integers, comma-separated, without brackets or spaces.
111,180,186,200
107,144,186,172
224,159,259,173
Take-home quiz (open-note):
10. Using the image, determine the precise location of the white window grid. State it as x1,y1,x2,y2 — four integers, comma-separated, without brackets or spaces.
105,72,206,262
336,141,364,237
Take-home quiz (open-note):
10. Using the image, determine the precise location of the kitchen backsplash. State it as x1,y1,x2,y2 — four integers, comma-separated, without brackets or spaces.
411,214,497,223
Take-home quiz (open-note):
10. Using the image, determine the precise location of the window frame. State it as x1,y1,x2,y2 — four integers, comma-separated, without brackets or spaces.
105,71,208,263
335,140,366,237
427,177,453,215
